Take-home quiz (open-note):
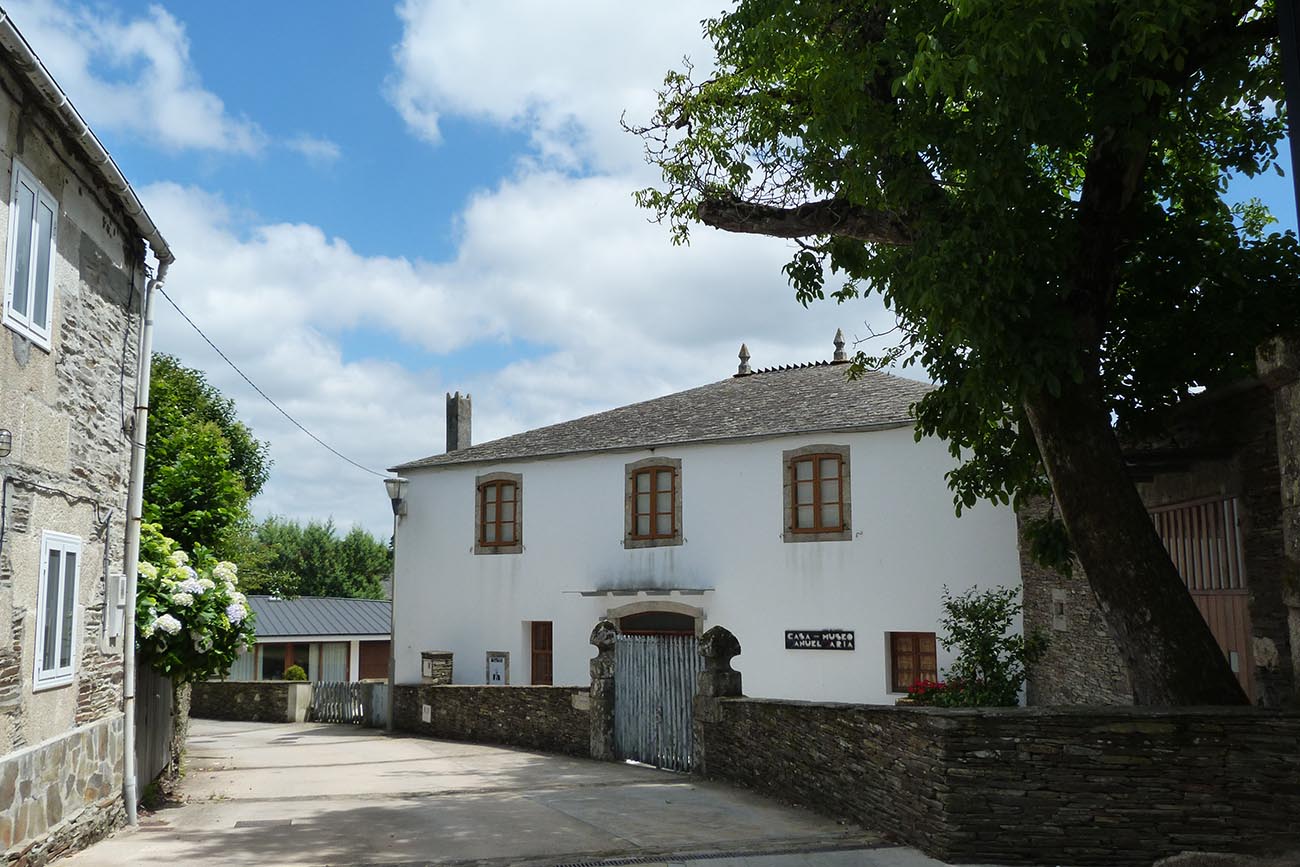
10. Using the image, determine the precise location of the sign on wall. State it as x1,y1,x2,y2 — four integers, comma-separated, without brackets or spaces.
785,630,855,651
486,651,509,685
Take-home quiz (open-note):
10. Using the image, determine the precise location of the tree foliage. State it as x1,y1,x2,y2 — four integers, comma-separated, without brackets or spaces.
631,0,1295,704
236,516,391,600
145,354,271,556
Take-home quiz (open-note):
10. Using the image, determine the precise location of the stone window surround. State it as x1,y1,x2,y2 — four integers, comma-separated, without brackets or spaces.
34,529,81,691
623,456,683,549
605,600,705,637
887,630,938,694
782,443,852,543
2,158,58,352
474,471,523,555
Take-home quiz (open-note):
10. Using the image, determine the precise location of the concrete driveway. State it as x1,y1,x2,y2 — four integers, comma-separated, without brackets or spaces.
68,719,965,867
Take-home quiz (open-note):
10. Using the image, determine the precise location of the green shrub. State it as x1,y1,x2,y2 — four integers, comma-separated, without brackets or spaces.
284,665,308,682
909,585,1046,707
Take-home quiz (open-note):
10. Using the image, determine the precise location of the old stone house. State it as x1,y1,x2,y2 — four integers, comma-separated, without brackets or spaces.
389,335,1022,704
1022,335,1300,708
0,16,171,864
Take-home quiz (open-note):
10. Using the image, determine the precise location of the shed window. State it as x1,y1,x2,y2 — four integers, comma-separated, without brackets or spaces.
3,160,57,349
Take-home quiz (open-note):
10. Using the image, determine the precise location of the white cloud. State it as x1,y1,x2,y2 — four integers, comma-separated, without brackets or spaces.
286,134,342,165
141,171,898,538
4,0,264,153
387,0,714,170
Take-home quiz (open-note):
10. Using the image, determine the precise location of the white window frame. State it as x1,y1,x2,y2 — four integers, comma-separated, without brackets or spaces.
33,531,81,690
3,159,58,351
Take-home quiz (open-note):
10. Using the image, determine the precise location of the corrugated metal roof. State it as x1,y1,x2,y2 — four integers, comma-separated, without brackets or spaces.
392,362,931,471
247,596,391,638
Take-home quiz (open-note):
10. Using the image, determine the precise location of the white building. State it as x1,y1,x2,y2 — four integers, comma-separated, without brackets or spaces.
390,338,1021,704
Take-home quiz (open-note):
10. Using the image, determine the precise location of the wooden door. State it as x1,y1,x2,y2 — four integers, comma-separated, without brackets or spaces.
530,621,553,685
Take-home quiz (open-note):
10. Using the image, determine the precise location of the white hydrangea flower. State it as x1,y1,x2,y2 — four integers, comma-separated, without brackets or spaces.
177,577,205,595
184,566,198,581
140,621,156,639
192,632,214,653
169,550,189,567
153,614,182,635
171,592,195,608
226,602,247,625
230,591,246,606
213,562,238,584
138,562,159,581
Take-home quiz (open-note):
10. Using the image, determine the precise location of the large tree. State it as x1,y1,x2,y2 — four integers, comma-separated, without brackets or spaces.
237,517,390,600
633,0,1300,704
145,354,271,556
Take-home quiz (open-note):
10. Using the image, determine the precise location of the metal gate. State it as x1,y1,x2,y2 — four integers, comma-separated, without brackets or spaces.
310,681,386,727
614,634,702,771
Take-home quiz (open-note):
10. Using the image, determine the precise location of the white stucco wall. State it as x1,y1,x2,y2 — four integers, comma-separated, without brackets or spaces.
392,426,1021,705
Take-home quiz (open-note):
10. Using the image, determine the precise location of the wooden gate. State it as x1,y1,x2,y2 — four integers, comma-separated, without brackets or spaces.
614,634,701,771
1151,496,1254,701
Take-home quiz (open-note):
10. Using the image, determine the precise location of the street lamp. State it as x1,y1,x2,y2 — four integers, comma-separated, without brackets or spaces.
383,476,408,733
0,429,11,458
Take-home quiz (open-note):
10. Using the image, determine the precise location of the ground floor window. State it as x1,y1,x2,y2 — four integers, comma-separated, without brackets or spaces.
34,531,81,689
889,631,938,692
530,621,553,685
259,642,313,680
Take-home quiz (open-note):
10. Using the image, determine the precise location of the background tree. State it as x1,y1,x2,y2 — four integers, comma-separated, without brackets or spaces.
632,0,1299,704
145,354,271,558
238,516,390,600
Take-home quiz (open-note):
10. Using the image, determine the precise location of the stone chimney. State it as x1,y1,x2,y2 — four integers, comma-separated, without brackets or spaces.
446,391,471,452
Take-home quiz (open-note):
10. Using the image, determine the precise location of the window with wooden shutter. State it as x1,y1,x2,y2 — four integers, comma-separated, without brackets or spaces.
475,472,523,554
624,458,683,548
782,445,852,542
530,621,553,685
889,631,938,692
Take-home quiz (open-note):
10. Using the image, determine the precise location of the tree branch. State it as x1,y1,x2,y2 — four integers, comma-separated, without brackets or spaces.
695,196,913,245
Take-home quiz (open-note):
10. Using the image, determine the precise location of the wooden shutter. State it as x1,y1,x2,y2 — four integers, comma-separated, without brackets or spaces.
890,632,938,692
531,621,553,685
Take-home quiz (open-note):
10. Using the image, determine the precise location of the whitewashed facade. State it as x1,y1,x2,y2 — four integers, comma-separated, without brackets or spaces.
391,353,1021,704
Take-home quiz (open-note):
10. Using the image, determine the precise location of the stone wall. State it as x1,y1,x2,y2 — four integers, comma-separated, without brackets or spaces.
697,698,1300,866
0,713,124,866
190,681,295,723
394,685,591,757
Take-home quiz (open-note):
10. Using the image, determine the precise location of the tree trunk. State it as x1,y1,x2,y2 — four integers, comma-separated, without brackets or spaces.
1022,373,1248,705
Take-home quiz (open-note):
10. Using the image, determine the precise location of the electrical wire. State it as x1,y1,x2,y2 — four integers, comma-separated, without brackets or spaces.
157,287,387,479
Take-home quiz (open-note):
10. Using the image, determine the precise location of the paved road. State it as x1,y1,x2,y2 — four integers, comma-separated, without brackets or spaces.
69,719,972,867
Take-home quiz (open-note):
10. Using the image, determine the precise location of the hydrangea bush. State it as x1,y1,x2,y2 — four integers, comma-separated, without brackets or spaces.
136,522,256,684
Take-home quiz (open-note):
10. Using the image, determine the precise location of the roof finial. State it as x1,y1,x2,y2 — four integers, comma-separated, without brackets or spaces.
736,343,752,376
832,328,847,363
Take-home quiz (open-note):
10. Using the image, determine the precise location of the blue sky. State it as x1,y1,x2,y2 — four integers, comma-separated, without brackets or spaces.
8,1,1295,537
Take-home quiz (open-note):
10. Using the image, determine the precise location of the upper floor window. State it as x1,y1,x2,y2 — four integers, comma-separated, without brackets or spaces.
782,445,852,543
35,531,81,690
3,160,58,350
624,457,682,548
475,472,523,554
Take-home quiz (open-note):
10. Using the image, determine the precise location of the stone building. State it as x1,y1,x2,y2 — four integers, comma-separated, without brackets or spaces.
389,335,1022,705
1023,335,1300,708
0,16,172,864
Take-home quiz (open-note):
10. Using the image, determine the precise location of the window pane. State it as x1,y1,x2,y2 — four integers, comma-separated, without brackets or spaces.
821,504,841,530
655,470,672,492
501,502,515,523
484,522,497,543
656,514,671,535
796,505,814,528
12,182,34,316
32,199,53,328
500,484,515,502
60,551,76,668
820,479,840,504
636,472,650,493
261,644,286,680
636,515,650,536
42,548,60,672
794,459,813,481
484,502,496,523
501,523,515,543
636,492,650,517
819,456,840,480
655,491,672,515
485,485,497,503
293,644,312,680
795,480,814,506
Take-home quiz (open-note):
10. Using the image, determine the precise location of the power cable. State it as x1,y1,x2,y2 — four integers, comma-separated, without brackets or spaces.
157,287,388,478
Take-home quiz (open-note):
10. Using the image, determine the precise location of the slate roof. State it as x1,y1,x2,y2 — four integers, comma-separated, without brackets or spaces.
248,596,391,639
393,361,932,471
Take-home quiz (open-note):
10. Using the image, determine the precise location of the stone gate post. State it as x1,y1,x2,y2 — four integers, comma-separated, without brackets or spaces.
694,625,742,773
589,619,617,760
1258,333,1300,702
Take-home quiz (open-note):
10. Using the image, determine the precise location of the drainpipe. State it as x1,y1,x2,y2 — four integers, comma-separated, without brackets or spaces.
121,260,167,825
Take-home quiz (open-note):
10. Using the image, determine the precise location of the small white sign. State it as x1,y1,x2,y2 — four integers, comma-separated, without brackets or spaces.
420,704,432,724
486,651,509,685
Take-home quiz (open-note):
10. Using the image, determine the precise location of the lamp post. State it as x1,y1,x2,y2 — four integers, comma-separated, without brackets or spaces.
383,476,408,734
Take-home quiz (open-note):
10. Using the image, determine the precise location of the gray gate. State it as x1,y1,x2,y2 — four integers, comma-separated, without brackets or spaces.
310,681,382,726
614,634,702,771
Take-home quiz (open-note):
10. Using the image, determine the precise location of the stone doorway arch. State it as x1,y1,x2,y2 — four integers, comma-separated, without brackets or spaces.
605,600,704,637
